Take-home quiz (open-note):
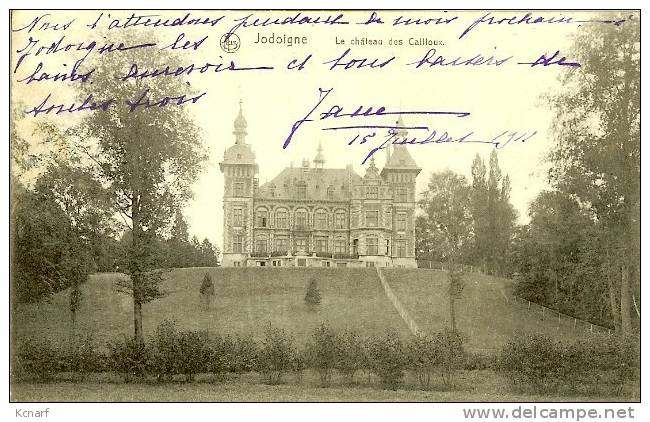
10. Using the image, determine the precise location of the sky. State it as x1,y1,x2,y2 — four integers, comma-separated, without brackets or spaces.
10,10,622,247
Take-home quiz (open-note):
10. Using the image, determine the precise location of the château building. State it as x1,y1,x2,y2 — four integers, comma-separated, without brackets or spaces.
219,103,420,268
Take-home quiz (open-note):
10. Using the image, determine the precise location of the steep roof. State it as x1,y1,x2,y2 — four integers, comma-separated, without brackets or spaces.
221,143,256,165
382,145,420,171
257,166,362,201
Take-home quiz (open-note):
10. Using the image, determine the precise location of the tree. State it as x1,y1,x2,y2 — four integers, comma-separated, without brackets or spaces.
12,184,73,302
304,278,321,310
200,238,220,266
69,284,82,331
470,152,517,275
29,155,117,337
470,155,489,271
448,267,465,331
547,13,640,334
171,212,189,244
199,273,215,311
11,104,40,363
167,212,191,268
305,323,338,386
512,190,617,328
418,170,473,263
257,325,296,385
418,170,472,328
47,30,207,343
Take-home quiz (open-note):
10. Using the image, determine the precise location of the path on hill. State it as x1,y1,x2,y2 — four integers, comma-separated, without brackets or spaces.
376,268,420,335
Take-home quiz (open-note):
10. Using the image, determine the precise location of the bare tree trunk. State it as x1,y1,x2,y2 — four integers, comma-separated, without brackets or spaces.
605,243,621,332
131,195,144,344
133,298,143,343
450,298,456,331
607,275,621,332
620,264,632,335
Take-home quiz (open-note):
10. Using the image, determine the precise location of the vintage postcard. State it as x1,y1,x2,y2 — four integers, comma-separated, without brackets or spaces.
8,7,641,412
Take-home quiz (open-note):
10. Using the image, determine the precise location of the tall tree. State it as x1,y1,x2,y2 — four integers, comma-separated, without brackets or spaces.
171,212,189,244
168,212,191,267
418,170,472,329
47,31,207,343
547,13,640,334
200,238,220,266
470,152,517,275
470,155,489,271
33,157,117,331
512,190,612,326
419,170,473,262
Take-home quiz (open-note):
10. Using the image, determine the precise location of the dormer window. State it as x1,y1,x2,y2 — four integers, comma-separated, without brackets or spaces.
327,186,335,200
296,183,307,199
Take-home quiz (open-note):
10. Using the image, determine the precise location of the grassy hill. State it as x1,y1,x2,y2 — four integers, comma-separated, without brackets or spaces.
15,267,589,350
15,268,409,347
382,269,590,351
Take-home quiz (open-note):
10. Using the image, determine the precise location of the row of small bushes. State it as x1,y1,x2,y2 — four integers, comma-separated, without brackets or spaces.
15,322,464,390
15,326,639,394
496,333,640,394
305,324,464,389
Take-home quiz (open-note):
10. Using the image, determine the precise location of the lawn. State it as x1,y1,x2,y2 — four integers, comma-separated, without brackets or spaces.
15,267,600,350
15,268,410,347
382,269,595,352
13,269,639,403
11,370,638,402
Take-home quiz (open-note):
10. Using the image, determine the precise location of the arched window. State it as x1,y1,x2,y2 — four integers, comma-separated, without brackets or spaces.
314,209,328,230
294,209,308,230
256,208,268,227
275,209,288,229
334,210,346,229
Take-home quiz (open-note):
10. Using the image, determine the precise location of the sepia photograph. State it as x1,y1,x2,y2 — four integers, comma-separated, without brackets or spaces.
6,5,642,415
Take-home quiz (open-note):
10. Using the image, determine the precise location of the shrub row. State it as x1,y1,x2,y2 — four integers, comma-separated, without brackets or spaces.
497,333,640,394
16,325,637,394
15,322,465,390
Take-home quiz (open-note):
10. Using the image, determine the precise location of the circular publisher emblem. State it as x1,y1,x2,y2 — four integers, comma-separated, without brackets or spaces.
220,33,241,53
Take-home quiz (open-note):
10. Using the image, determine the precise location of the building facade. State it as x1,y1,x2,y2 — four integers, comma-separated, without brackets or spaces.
219,104,421,268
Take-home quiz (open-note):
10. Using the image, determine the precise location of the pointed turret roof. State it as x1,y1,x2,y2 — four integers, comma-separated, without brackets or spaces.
314,142,325,167
381,117,421,174
384,146,419,170
233,99,247,143
220,100,257,169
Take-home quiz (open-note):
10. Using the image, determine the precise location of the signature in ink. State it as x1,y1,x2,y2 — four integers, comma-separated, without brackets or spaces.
282,87,470,149
354,127,538,164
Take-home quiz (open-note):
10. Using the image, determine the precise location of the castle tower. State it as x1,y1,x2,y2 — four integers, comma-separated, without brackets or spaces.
380,117,421,267
219,101,258,267
350,156,393,267
313,142,325,169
